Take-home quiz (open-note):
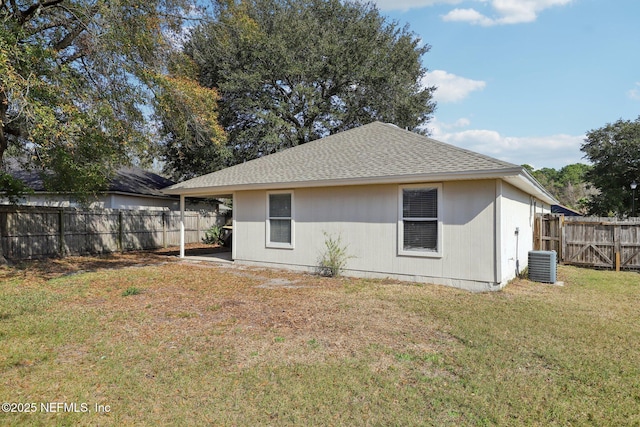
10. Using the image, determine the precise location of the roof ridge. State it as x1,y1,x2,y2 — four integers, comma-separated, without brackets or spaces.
167,121,526,192
374,121,520,169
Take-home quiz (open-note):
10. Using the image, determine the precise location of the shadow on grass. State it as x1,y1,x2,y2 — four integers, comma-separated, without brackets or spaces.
151,243,230,257
0,244,230,282
1,253,166,282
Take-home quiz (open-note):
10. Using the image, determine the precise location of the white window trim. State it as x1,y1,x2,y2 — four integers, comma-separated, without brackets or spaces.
266,190,295,249
398,183,443,258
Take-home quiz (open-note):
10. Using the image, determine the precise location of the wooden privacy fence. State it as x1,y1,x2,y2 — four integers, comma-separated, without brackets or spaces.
535,214,640,270
0,206,224,261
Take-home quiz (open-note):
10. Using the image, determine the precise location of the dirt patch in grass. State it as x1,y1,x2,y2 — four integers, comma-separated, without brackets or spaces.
66,260,444,372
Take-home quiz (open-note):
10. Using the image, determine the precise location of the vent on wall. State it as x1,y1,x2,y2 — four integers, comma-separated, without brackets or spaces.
528,251,557,283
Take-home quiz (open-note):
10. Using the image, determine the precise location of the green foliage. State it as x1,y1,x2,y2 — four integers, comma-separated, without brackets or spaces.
148,54,230,181
581,117,640,216
122,287,142,297
526,163,593,212
202,225,225,246
0,172,32,204
317,232,353,277
0,0,219,200
187,0,435,165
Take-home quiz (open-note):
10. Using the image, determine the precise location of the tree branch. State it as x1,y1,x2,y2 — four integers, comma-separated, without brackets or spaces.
59,50,85,65
18,0,65,25
53,22,85,51
6,0,19,15
0,90,9,162
51,3,100,52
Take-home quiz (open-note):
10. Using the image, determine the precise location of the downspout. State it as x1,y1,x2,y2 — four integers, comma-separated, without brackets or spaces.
515,226,520,277
179,194,185,258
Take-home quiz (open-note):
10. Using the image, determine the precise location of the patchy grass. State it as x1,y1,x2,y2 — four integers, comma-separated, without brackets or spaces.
0,256,639,425
121,286,142,297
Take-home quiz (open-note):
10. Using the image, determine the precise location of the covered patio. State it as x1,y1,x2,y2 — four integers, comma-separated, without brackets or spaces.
176,193,234,261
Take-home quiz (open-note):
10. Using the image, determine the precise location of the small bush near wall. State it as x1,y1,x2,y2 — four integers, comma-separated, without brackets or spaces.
316,232,354,277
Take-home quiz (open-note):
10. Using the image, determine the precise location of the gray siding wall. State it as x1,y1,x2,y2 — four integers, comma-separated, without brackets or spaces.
233,180,499,291
498,181,551,285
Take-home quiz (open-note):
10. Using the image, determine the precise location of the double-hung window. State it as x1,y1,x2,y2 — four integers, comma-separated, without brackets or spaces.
398,184,442,256
267,191,294,248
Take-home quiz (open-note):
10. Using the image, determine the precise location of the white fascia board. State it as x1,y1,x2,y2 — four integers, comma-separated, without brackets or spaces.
162,168,526,197
503,172,558,205
108,191,176,201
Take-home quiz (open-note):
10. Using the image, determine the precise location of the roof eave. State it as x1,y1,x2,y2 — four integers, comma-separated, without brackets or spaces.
163,168,531,197
504,170,559,205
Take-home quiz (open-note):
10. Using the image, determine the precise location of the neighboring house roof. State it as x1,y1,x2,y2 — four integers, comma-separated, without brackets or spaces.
3,158,175,199
109,167,176,198
166,122,558,205
551,204,583,216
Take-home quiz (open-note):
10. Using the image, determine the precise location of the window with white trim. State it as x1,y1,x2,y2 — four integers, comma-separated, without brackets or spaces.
399,184,441,256
267,191,294,248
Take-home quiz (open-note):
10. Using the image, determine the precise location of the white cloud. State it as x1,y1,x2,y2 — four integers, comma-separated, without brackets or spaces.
628,83,640,101
452,117,471,128
442,8,495,26
442,0,573,26
428,117,585,169
424,70,486,103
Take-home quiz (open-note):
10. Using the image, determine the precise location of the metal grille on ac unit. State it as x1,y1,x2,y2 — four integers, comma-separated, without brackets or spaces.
528,250,557,283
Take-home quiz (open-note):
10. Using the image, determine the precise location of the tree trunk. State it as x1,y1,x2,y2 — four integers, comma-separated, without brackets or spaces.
0,89,8,163
0,90,9,265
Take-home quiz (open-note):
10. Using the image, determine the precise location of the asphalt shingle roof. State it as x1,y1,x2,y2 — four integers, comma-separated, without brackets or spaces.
3,158,175,198
168,122,522,193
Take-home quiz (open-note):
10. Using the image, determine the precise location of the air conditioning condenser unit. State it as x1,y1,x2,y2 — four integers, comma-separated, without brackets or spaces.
528,250,557,283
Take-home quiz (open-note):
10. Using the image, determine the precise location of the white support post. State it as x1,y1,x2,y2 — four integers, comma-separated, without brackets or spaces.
231,192,236,261
179,195,185,258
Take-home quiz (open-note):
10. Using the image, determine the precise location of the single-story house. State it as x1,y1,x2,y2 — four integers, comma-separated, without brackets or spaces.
2,158,225,212
165,122,557,291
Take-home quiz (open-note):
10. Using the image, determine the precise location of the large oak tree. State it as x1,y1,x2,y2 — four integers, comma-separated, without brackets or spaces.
186,0,436,165
581,117,640,216
0,0,225,197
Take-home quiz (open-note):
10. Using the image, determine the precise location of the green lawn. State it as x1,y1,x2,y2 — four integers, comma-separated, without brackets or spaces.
1,255,639,426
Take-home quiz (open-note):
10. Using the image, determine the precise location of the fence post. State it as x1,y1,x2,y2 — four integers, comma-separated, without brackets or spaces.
614,224,621,271
58,208,65,257
118,210,123,252
533,215,537,250
162,211,167,248
0,210,7,260
560,215,566,264
197,211,201,242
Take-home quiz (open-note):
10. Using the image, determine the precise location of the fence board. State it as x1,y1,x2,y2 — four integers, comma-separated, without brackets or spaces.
0,206,224,260
535,214,640,270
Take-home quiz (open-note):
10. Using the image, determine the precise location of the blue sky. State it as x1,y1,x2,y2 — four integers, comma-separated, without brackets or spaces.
374,0,640,169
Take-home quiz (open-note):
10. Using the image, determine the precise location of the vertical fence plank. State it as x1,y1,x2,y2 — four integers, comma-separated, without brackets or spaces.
0,206,223,261
58,209,64,257
162,211,167,249
0,210,7,259
537,214,640,270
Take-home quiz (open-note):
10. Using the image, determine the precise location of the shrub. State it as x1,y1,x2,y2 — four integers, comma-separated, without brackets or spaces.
316,232,353,277
202,224,224,245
